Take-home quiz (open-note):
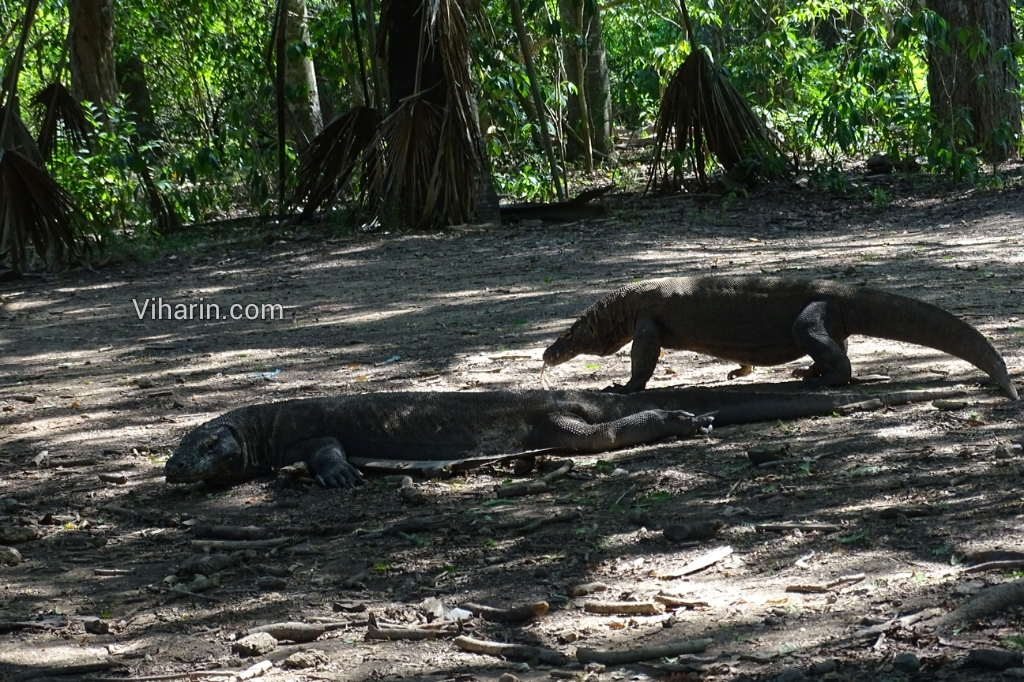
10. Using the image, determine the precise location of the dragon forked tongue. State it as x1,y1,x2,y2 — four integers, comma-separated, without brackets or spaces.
540,364,551,390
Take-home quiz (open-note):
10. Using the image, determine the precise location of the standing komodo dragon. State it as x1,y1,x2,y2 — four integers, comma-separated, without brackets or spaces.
165,385,966,488
542,276,1018,399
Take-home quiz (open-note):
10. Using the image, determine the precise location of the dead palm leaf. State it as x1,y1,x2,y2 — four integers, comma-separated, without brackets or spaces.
0,147,88,276
648,0,786,192
294,105,381,220
32,82,92,160
1,0,91,277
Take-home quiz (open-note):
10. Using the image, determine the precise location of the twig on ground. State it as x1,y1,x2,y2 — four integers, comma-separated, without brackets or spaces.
583,601,664,616
190,538,291,551
495,460,573,498
656,545,733,579
460,600,549,623
454,635,568,665
245,621,325,642
576,638,713,665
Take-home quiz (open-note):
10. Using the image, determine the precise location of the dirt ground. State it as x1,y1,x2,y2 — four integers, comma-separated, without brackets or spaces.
1,172,1024,682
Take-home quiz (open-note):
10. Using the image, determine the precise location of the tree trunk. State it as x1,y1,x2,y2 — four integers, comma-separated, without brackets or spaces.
284,0,323,150
69,0,117,111
559,0,615,163
385,0,499,223
926,0,1020,163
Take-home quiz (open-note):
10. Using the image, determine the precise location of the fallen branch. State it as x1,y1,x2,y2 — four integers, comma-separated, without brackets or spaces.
454,635,568,665
754,522,841,533
12,662,121,681
460,600,549,623
238,660,273,680
583,601,664,616
92,672,235,682
190,538,291,551
576,638,713,665
569,582,609,597
246,622,324,643
495,460,573,498
493,509,582,534
785,573,865,594
656,545,733,579
654,593,709,609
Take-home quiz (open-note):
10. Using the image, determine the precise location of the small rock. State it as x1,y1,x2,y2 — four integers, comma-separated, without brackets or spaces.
282,649,327,669
12,395,37,403
557,630,579,644
498,674,520,682
892,652,920,673
965,648,1022,670
933,399,968,411
232,632,278,657
610,467,629,477
83,618,110,635
514,662,530,673
811,659,836,674
0,546,23,565
776,669,807,682
135,377,155,389
763,616,781,626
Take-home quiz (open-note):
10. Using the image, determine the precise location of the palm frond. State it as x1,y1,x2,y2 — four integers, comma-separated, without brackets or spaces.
31,82,92,160
0,104,45,168
294,105,381,219
648,49,787,192
0,147,89,276
365,99,444,228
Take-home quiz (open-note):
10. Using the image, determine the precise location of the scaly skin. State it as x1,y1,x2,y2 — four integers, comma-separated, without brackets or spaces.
164,385,971,489
543,276,1018,399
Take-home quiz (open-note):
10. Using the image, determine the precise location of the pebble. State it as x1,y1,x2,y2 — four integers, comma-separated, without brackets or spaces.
83,618,110,635
776,668,807,682
498,674,520,682
0,546,23,565
892,652,920,673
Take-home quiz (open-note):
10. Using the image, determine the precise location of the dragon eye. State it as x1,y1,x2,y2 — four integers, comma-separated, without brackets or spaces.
558,329,572,340
202,436,217,450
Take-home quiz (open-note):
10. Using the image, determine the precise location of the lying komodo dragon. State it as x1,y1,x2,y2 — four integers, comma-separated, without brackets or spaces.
542,276,1018,400
165,385,965,488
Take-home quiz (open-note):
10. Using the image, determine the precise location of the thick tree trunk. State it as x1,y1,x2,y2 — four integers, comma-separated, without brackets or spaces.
559,0,615,162
926,0,1020,162
69,0,117,110
284,0,323,150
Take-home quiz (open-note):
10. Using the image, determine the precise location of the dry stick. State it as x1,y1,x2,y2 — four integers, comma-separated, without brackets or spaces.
237,660,273,680
657,545,733,579
754,523,842,533
366,624,447,641
190,538,291,550
461,600,549,623
454,635,568,666
583,601,664,616
92,673,236,682
246,621,325,643
496,460,574,498
13,662,120,682
654,593,708,609
576,638,714,665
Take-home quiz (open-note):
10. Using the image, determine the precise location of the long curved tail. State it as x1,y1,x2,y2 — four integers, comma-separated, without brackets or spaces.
843,287,1017,399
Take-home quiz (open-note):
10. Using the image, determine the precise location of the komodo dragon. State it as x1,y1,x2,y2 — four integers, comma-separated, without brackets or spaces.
542,276,1018,399
165,385,965,488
